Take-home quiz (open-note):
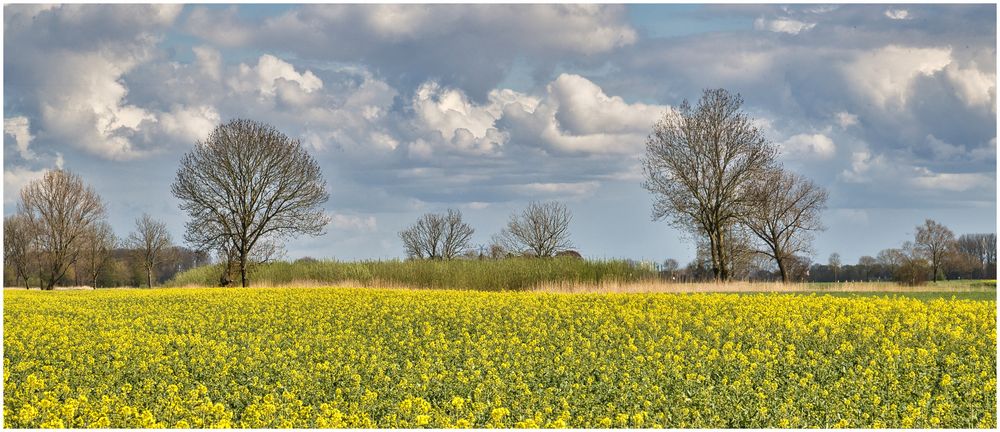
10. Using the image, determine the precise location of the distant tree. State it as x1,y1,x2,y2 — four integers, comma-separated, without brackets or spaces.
126,214,172,288
857,255,878,281
495,201,573,257
78,221,117,288
400,209,474,260
3,213,36,288
172,119,330,287
18,169,107,289
555,250,583,259
895,241,930,286
741,167,828,282
914,219,956,281
662,258,679,280
642,88,777,281
955,233,997,278
828,253,841,282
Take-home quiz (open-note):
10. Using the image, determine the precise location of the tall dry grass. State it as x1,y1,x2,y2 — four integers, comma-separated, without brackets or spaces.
533,280,997,294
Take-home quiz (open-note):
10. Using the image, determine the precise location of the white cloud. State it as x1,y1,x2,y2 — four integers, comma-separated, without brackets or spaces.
778,133,836,160
834,111,858,128
838,150,887,183
843,45,952,110
884,9,910,20
4,116,35,160
156,105,221,144
910,171,994,192
943,61,996,112
229,54,323,97
192,46,222,81
548,74,664,136
329,213,377,232
754,17,815,34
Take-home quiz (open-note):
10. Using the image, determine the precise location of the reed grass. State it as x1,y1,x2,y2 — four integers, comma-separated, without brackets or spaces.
167,257,658,291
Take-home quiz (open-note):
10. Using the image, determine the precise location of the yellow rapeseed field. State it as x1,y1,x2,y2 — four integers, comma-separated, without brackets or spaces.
2,288,996,428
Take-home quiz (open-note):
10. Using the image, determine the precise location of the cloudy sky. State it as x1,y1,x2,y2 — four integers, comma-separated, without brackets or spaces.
3,3,996,265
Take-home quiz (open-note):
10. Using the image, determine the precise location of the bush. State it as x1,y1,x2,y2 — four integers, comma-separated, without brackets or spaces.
895,259,929,286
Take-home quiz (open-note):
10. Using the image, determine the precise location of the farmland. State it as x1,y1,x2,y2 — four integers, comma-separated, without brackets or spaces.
4,287,995,428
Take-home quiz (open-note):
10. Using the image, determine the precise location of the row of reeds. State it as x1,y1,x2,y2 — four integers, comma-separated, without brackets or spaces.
167,257,659,291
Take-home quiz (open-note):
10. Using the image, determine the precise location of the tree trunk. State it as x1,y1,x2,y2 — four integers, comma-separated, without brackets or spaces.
240,251,249,288
716,232,729,281
708,231,720,280
777,258,788,283
146,266,153,288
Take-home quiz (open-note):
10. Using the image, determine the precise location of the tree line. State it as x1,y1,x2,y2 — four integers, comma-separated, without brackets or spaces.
2,171,209,289
5,92,994,288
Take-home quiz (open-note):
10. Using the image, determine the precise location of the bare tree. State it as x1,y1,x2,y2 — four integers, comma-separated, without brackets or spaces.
956,233,997,278
495,201,573,257
78,221,117,288
828,253,841,282
400,209,475,260
18,169,106,289
172,119,330,287
857,255,878,281
642,88,777,281
895,241,930,286
740,167,828,282
400,213,444,259
127,214,172,288
914,219,955,281
441,209,475,259
4,213,36,288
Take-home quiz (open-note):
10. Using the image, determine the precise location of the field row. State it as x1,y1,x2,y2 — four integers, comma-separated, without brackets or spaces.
3,288,996,428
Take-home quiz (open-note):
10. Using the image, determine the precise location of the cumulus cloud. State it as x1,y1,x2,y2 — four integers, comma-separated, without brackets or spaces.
4,4,216,160
182,4,638,97
754,17,816,34
4,117,35,160
843,45,952,110
229,55,323,97
778,133,836,160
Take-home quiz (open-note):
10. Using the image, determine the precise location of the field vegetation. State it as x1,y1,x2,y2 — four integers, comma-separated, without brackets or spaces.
167,258,657,291
4,288,995,428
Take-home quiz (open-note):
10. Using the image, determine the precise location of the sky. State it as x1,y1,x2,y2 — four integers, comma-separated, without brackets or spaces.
3,3,997,266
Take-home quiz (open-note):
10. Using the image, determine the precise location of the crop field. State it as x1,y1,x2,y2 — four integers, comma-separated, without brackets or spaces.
3,288,996,428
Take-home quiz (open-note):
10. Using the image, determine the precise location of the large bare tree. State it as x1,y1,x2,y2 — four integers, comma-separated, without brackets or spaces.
914,219,955,281
78,221,117,288
171,119,330,287
18,169,106,289
740,168,828,282
4,213,36,288
126,214,172,288
400,209,474,260
642,88,777,281
494,201,573,257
